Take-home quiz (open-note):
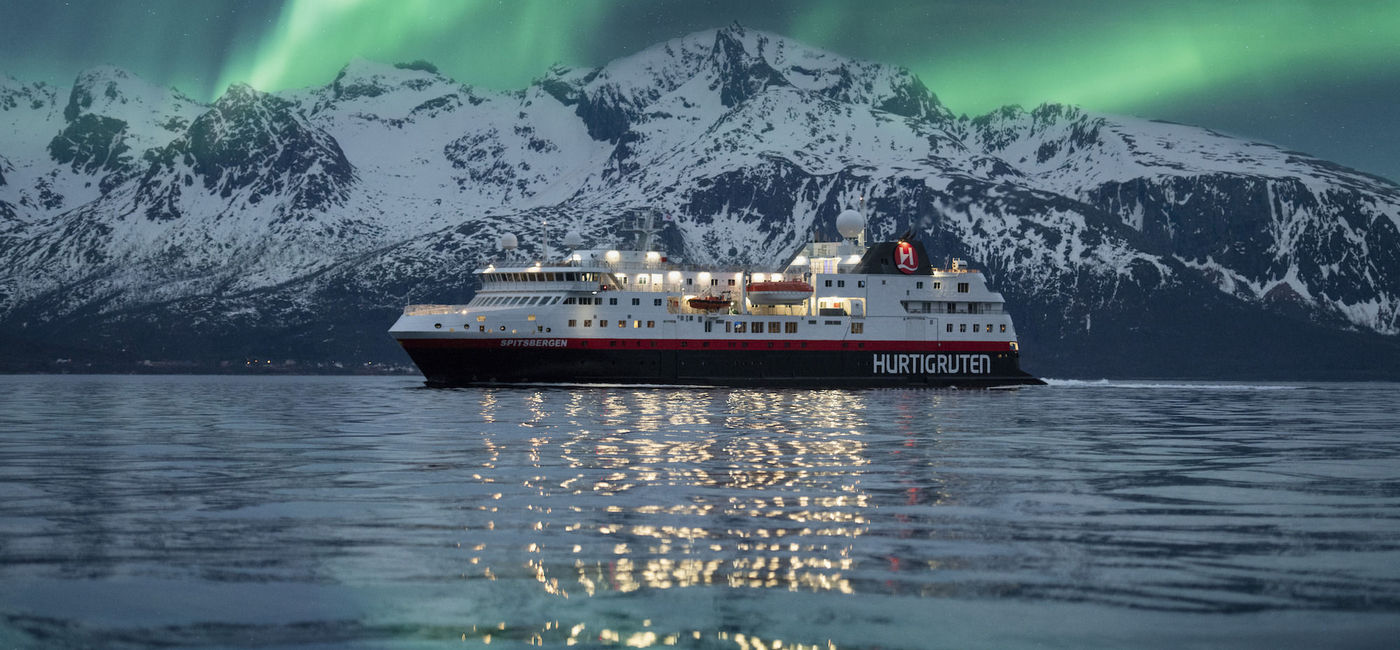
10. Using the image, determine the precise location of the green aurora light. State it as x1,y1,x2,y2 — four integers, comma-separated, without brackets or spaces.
214,0,604,96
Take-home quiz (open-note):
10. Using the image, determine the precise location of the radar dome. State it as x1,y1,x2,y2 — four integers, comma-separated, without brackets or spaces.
563,231,584,248
835,209,864,238
498,233,518,250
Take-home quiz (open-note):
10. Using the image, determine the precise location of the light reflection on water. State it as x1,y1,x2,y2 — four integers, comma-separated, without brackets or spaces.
1,376,1400,649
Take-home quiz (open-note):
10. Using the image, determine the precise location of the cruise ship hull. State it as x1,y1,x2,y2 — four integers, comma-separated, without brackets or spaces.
396,338,1043,388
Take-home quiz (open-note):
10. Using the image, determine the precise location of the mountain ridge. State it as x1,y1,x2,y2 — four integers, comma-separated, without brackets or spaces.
1,24,1397,377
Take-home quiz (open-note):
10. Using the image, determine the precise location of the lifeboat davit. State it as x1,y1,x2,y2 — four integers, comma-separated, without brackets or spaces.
687,296,731,311
745,280,812,305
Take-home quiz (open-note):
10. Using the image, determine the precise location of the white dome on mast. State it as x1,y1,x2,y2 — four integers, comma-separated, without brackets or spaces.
498,233,518,250
835,209,864,239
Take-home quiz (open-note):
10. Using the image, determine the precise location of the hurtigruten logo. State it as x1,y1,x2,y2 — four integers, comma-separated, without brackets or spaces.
894,241,918,274
873,353,991,375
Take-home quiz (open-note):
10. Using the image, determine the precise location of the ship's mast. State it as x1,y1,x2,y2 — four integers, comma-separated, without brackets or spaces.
625,208,663,251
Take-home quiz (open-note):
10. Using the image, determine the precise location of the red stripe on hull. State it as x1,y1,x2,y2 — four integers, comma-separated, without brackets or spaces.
396,337,1015,353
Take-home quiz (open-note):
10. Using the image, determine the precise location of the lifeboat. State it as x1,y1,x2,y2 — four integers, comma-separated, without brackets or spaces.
745,280,812,305
687,295,731,311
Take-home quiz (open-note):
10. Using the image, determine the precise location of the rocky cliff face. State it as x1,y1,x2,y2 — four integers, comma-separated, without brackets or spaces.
1,25,1397,378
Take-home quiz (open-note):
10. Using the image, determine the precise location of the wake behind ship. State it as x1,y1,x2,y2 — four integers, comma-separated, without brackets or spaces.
390,211,1043,387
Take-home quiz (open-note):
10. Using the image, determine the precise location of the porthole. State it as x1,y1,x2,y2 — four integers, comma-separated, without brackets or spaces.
434,323,442,329
500,325,506,331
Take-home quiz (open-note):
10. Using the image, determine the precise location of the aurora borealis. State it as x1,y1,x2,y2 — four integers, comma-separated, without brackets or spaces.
3,0,1397,181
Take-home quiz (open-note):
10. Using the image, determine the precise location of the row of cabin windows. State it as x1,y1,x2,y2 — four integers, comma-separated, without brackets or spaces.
484,272,601,283
563,319,867,335
946,323,1008,334
569,319,656,328
904,301,1003,314
815,279,966,293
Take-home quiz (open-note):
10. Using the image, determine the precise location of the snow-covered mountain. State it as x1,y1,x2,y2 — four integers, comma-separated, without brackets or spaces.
2,24,1398,378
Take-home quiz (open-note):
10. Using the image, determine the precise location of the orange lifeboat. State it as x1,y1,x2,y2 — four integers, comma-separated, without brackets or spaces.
687,295,732,311
745,280,812,305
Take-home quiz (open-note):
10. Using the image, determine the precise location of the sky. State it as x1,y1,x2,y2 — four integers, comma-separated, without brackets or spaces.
2,0,1397,182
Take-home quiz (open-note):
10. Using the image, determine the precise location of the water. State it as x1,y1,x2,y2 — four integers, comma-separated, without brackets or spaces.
2,376,1399,649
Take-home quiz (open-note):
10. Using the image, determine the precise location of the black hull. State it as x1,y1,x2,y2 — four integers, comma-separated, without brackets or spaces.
397,339,1044,388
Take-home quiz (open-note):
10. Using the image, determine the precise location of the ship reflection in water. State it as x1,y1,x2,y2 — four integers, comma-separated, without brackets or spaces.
451,389,888,647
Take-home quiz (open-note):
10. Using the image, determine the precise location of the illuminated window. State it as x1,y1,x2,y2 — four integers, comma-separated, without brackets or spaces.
476,315,486,322
851,322,863,334
618,320,625,328
527,314,536,321
1001,324,1007,333
632,320,641,328
986,323,992,332
479,325,485,332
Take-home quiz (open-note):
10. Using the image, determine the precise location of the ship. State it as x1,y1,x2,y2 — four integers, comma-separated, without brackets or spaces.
390,209,1044,387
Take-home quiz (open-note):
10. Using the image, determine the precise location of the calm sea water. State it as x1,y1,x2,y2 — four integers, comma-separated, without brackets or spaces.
2,375,1399,649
